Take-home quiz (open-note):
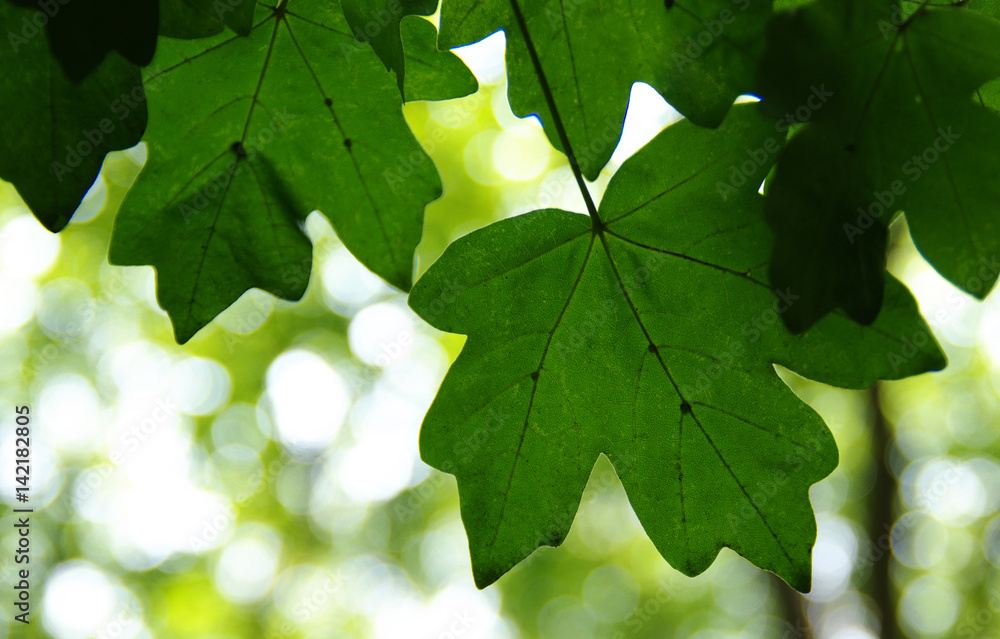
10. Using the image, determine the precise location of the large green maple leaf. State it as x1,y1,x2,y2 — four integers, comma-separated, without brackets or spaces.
758,0,1000,331
0,1,147,232
109,0,476,343
438,0,773,180
409,104,945,590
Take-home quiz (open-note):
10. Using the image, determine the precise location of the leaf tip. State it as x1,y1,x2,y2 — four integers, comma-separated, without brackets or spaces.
927,343,948,373
780,307,814,334
40,215,70,234
782,564,813,594
173,321,200,345
387,269,414,294
471,565,502,590
34,206,72,234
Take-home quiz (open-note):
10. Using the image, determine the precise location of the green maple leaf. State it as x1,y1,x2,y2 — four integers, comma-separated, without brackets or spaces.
409,104,945,591
758,0,1000,331
0,1,147,232
109,0,476,343
438,0,774,180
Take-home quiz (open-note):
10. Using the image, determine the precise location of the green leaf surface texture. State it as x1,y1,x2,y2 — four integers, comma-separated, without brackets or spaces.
410,104,945,591
109,0,476,342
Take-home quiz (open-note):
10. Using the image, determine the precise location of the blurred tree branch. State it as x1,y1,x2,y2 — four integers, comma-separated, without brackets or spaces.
869,382,901,639
772,573,813,639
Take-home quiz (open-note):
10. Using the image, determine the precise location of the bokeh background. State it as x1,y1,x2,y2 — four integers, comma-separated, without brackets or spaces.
2,28,1000,639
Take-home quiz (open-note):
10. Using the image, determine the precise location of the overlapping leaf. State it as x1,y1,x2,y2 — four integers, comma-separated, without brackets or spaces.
159,0,258,39
340,0,436,94
159,0,226,39
758,0,1000,330
438,0,774,180
395,14,478,101
109,0,476,343
970,0,1000,108
409,104,945,590
0,1,147,232
181,0,257,34
144,0,257,39
6,0,159,81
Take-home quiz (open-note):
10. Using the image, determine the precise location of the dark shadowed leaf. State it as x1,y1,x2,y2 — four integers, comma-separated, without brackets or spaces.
0,1,147,232
758,0,1000,329
763,126,888,332
6,0,159,81
159,0,225,39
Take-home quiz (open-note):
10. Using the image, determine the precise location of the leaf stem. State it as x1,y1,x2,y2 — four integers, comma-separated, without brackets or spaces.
506,0,603,228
